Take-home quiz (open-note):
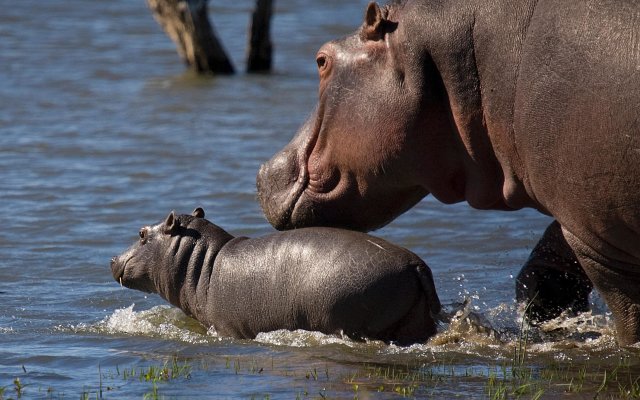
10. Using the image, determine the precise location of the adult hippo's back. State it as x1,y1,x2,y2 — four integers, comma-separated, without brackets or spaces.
256,0,640,345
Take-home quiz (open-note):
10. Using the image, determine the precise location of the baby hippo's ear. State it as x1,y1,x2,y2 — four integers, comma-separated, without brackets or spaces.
163,211,179,234
192,207,205,218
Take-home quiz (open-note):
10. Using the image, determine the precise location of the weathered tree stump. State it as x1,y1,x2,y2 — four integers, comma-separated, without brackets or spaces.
147,0,234,74
246,0,273,72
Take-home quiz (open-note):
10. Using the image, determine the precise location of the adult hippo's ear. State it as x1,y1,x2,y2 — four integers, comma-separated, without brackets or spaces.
361,2,396,42
192,207,205,218
163,211,179,234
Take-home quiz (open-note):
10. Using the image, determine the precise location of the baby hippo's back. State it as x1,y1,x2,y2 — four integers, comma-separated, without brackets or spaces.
208,227,441,345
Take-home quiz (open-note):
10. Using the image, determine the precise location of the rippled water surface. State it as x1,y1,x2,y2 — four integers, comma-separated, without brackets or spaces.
2,1,637,398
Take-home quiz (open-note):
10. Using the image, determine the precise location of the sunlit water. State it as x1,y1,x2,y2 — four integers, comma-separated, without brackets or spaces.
1,0,635,398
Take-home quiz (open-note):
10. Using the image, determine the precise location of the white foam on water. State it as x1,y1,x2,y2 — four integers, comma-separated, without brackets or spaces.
68,304,220,345
212,297,618,359
65,299,618,360
538,310,611,334
103,304,156,334
526,311,618,356
254,329,369,348
382,298,619,361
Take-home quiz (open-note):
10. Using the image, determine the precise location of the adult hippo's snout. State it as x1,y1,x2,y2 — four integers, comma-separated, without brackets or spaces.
256,120,428,232
256,117,314,231
256,140,303,230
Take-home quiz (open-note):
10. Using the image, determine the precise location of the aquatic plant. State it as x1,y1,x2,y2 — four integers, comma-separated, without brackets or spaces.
3,347,640,399
13,378,23,398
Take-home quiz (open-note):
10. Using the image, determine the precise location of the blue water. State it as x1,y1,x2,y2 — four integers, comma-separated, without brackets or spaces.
0,1,628,398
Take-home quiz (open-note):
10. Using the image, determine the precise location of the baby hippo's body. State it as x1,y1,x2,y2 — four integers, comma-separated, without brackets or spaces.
111,208,440,345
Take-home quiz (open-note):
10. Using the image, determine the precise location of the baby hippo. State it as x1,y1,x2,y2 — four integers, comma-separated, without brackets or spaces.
110,208,441,345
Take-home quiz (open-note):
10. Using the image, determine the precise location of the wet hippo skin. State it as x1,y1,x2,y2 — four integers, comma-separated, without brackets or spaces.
256,1,640,345
111,208,441,345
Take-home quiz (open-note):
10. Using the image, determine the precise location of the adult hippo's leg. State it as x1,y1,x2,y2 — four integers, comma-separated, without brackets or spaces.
563,230,640,347
516,221,593,323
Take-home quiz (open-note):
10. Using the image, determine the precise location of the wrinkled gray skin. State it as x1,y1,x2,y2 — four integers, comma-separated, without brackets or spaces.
256,0,640,345
111,208,441,345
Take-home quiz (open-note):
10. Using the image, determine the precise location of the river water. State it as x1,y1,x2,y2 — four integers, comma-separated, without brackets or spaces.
1,0,637,398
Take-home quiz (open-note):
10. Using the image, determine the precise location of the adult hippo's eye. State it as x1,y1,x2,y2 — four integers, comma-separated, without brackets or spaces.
316,53,331,77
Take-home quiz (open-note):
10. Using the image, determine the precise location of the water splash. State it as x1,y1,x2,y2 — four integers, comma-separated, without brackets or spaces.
69,304,218,345
395,298,618,360
66,301,618,361
431,299,502,346
255,329,381,348
526,311,617,357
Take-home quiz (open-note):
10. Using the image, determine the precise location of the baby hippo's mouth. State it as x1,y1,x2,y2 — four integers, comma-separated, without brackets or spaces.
110,254,155,293
110,256,126,286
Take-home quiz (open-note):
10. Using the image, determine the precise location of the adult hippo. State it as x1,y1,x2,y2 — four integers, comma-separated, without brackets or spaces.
111,208,440,345
256,1,640,345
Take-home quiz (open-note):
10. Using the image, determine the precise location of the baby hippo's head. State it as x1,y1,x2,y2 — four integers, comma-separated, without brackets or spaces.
110,207,233,294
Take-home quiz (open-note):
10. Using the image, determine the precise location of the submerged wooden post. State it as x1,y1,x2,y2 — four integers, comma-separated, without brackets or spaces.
147,0,234,74
246,0,273,72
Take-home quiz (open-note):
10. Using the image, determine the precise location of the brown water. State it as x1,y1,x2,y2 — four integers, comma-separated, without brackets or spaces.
1,0,636,398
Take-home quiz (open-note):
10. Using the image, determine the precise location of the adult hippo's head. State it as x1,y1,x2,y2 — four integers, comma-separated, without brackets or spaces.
257,1,505,231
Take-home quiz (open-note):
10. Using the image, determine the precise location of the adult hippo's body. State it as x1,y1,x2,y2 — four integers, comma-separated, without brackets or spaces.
256,0,640,345
111,208,440,345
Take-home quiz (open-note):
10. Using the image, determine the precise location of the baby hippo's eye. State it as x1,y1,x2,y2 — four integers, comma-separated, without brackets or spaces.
316,55,326,69
139,228,148,244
